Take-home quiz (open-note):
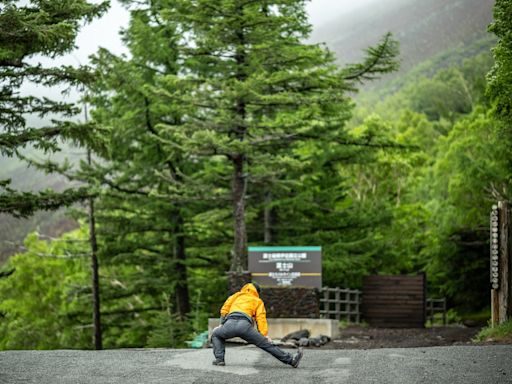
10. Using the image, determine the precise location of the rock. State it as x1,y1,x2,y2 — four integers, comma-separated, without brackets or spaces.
319,335,331,344
282,329,310,342
260,287,320,318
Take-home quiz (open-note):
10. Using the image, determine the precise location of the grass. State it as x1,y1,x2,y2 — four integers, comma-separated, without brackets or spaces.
474,319,512,343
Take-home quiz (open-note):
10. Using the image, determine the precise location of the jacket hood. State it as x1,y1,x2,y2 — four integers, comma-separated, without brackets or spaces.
240,283,260,297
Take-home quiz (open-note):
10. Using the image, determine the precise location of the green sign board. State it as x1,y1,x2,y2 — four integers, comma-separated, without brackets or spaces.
248,246,322,288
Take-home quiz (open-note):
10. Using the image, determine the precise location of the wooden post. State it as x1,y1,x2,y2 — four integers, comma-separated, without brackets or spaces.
323,287,329,319
498,201,511,324
356,290,360,323
492,201,512,326
491,289,500,327
442,298,446,325
334,288,340,321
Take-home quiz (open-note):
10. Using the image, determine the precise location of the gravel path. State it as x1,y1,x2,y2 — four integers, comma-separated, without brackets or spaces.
1,345,511,384
324,325,483,349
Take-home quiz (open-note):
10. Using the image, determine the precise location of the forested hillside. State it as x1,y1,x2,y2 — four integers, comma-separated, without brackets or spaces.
1,0,510,350
311,0,495,74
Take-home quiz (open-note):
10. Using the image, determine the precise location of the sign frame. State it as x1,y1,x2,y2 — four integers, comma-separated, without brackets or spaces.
248,246,322,288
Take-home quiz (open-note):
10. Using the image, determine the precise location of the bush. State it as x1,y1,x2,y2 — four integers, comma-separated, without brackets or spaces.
474,320,512,343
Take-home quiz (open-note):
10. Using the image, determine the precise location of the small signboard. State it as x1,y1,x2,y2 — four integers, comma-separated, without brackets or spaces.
248,246,322,288
490,205,499,290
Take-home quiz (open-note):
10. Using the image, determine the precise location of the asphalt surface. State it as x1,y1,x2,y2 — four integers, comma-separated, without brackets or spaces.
1,345,511,384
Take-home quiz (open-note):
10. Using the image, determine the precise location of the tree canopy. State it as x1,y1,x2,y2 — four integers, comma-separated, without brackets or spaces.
0,0,108,217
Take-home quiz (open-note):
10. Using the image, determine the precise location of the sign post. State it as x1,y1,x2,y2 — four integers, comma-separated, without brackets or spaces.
491,204,500,326
490,202,512,326
248,246,322,288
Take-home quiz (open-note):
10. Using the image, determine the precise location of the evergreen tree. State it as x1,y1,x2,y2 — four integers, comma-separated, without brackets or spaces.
487,0,512,126
0,0,108,217
158,0,399,272
487,0,512,198
84,1,202,324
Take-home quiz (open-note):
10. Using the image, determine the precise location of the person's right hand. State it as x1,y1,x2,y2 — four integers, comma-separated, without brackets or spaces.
266,336,272,343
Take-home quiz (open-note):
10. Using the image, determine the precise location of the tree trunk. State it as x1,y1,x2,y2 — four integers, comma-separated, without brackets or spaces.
231,154,247,271
231,8,248,272
174,214,190,318
87,149,102,350
264,190,273,244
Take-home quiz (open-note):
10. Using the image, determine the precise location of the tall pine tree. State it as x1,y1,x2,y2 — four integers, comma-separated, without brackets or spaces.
0,0,108,217
157,0,399,272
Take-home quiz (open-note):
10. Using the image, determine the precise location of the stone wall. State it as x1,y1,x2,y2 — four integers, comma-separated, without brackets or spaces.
260,287,320,318
226,272,320,318
226,271,252,294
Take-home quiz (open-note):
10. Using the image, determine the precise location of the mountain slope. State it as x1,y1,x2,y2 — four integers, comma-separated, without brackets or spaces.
311,0,495,74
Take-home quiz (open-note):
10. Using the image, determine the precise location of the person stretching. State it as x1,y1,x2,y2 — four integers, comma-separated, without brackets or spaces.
211,282,303,368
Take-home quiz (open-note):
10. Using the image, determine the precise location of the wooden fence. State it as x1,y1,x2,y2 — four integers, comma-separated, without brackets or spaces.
362,274,426,328
426,298,447,325
321,284,447,327
320,287,362,322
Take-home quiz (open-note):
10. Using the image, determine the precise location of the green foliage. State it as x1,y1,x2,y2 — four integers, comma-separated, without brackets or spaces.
0,0,107,217
0,186,92,218
486,0,512,202
487,0,512,125
0,230,91,349
0,225,214,350
475,319,512,342
409,68,474,121
422,109,507,310
345,34,503,311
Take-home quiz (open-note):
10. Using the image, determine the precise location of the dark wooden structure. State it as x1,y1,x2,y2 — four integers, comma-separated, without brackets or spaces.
491,202,512,326
362,274,426,328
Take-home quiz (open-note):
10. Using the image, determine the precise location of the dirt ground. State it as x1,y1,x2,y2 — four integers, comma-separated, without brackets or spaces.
321,325,483,349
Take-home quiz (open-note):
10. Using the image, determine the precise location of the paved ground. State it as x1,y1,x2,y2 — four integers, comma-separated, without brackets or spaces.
1,345,511,384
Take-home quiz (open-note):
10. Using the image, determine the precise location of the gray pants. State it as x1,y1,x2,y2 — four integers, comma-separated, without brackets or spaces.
211,317,293,365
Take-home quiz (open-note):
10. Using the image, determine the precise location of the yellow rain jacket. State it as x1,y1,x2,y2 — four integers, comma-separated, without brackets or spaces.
220,283,268,336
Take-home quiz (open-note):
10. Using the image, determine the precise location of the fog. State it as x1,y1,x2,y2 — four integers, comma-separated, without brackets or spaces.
68,0,378,66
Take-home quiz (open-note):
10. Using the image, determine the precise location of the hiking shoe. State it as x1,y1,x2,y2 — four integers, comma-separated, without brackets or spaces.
212,359,225,366
291,347,303,368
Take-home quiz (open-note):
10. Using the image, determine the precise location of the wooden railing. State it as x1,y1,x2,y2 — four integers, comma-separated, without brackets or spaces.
320,287,362,323
321,286,447,326
426,298,447,325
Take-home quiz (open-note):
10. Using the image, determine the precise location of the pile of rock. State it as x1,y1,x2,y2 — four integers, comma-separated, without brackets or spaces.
276,329,331,348
261,287,320,318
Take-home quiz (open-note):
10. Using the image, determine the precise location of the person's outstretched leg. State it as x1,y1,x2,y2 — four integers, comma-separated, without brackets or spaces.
239,322,296,366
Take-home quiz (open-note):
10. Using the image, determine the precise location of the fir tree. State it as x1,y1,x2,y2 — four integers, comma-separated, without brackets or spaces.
157,0,399,271
84,1,198,322
0,0,108,217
